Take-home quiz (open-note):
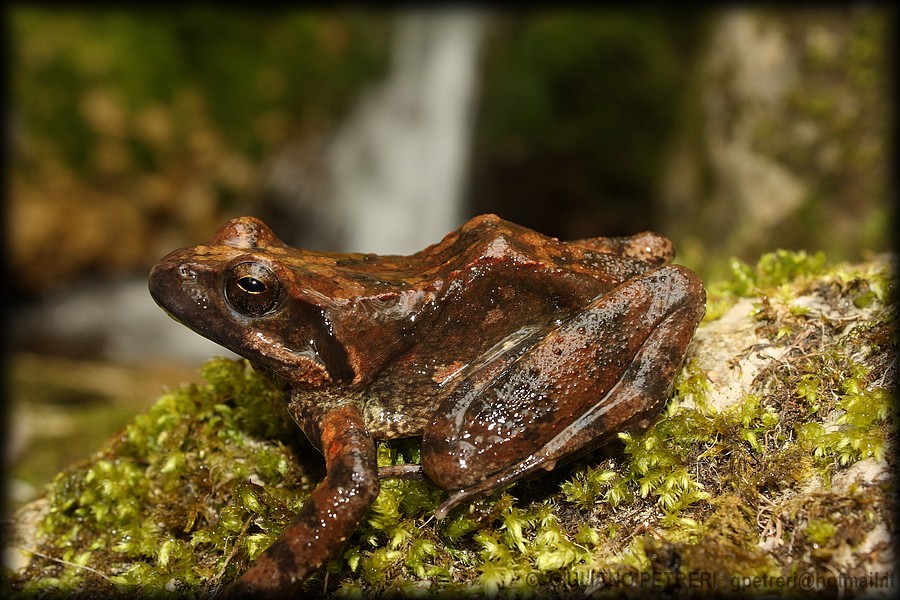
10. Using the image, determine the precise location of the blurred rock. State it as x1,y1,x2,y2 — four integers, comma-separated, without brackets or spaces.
10,276,235,365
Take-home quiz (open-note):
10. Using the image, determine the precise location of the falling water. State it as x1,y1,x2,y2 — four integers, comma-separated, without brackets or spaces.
326,9,485,255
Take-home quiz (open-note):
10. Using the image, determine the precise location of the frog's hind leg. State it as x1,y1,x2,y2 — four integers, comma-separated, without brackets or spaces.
424,264,705,520
224,404,378,597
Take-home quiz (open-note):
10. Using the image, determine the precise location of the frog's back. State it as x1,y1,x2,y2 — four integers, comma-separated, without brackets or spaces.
356,215,674,440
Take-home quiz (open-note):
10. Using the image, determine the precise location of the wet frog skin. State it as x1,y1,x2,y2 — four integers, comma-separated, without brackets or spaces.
148,214,705,596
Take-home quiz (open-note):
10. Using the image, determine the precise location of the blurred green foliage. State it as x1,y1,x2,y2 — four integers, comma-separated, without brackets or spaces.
11,8,702,224
12,8,390,178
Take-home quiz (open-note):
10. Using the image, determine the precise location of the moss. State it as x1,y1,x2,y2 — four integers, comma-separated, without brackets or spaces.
805,519,838,547
6,253,895,598
705,249,830,321
8,358,315,598
797,368,891,467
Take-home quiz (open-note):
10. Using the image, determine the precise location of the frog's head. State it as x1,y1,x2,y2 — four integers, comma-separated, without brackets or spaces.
148,216,353,387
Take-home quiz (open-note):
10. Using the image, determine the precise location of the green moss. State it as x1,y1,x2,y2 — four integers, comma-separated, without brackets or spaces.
672,357,711,409
805,519,838,547
705,250,829,320
797,365,891,467
11,358,313,597
679,495,780,578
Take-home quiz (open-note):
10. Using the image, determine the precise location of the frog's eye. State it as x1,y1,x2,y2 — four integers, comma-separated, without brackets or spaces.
225,262,282,317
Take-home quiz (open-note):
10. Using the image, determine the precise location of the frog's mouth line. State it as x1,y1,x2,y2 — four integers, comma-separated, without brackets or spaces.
233,331,328,376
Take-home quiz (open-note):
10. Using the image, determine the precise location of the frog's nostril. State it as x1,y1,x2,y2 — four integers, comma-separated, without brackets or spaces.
178,264,197,281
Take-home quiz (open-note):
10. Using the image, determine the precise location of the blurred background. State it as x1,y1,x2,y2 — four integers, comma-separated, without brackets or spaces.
4,7,893,506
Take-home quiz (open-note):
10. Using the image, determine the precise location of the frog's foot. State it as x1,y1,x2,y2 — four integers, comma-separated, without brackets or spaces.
422,265,705,520
222,405,378,598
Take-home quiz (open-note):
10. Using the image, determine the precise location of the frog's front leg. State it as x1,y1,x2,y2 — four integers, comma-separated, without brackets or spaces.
422,264,705,518
224,404,378,597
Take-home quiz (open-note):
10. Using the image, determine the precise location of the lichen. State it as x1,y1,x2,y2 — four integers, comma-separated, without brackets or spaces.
5,252,895,598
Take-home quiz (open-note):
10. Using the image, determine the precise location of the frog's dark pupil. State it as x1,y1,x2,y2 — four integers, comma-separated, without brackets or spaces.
226,262,281,317
239,276,266,294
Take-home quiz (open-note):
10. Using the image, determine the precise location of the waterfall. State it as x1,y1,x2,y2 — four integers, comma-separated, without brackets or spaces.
326,9,485,254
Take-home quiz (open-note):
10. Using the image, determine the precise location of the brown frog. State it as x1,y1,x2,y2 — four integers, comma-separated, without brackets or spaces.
148,214,705,596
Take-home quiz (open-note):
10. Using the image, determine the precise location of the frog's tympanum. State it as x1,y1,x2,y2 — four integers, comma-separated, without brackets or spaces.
148,214,705,596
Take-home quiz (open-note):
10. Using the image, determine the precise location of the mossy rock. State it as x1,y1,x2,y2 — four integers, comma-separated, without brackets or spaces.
4,251,895,598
